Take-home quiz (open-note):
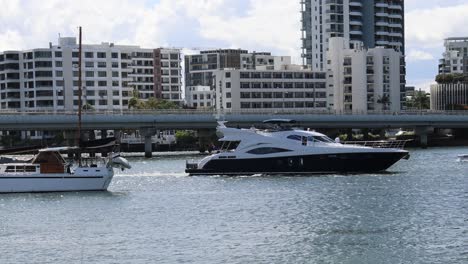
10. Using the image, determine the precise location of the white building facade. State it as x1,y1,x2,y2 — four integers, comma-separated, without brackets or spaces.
438,37,468,74
327,37,404,113
213,65,328,112
184,49,292,108
0,37,182,112
185,85,214,109
430,83,468,110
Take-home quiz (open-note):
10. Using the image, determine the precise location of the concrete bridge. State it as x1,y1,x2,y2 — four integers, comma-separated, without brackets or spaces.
0,109,467,130
1,110,467,156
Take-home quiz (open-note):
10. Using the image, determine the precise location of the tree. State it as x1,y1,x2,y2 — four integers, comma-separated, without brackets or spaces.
175,130,197,147
127,89,180,110
435,73,468,84
407,90,430,110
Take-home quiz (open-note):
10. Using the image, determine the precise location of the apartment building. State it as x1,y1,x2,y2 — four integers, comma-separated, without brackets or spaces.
327,37,404,112
430,83,468,110
301,0,405,71
438,37,468,74
185,85,214,109
184,49,291,101
0,37,182,111
212,64,328,112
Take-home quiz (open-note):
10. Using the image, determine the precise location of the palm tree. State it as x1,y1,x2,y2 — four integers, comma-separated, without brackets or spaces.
409,90,430,110
377,94,391,110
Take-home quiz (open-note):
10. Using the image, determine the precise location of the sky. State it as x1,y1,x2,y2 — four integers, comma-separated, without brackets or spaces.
1,0,468,91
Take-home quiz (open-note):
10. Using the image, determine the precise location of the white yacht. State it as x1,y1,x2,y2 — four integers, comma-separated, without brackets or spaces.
186,120,409,176
0,147,131,193
458,154,468,162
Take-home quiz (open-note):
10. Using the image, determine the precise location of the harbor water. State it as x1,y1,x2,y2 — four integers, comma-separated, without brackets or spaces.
0,147,467,263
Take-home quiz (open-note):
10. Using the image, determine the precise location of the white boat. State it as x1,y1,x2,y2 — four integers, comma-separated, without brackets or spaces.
0,147,131,193
186,120,409,176
458,154,468,162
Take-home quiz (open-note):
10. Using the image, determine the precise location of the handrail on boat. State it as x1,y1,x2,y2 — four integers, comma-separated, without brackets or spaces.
343,140,410,149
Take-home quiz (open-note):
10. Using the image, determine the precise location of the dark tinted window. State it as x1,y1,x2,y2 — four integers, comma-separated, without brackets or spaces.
247,147,291,155
287,135,302,141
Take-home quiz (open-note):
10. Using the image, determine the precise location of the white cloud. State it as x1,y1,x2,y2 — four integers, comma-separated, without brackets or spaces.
407,79,437,93
0,0,467,88
196,0,302,63
0,30,24,51
406,4,468,49
407,49,434,62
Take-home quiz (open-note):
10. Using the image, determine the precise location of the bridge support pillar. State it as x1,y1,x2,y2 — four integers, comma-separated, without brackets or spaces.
415,126,433,149
144,135,152,158
141,128,157,158
114,130,121,152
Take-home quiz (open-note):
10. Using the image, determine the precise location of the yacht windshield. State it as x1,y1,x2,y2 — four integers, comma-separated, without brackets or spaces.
308,136,334,143
220,141,240,151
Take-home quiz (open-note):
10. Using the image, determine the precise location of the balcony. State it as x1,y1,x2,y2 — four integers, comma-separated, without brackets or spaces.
325,0,344,4
376,21,389,26
388,23,402,28
376,31,390,36
375,12,388,17
388,4,403,10
376,40,390,45
349,20,363,26
349,11,363,16
389,14,403,19
375,2,389,8
349,1,362,7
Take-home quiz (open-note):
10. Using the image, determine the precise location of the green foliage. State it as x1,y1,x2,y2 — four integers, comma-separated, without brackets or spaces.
0,133,22,147
128,95,180,110
377,94,391,110
435,73,468,84
175,130,197,146
407,90,430,110
83,103,95,111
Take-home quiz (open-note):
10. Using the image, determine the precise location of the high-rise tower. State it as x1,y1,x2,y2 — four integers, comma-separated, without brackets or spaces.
301,0,405,71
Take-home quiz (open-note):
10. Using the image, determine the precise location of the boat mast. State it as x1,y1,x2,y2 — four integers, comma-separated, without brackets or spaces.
77,26,83,145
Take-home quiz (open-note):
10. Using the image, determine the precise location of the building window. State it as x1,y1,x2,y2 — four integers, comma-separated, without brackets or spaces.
226,92,231,98
241,102,250,109
226,82,231,88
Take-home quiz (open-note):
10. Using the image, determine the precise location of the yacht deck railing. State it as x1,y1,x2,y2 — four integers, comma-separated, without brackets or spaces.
343,140,410,149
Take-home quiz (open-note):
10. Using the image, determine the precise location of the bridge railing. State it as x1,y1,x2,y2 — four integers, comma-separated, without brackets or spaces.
0,109,467,116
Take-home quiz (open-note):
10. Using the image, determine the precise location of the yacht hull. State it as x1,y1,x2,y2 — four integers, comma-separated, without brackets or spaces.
186,151,408,176
0,173,114,193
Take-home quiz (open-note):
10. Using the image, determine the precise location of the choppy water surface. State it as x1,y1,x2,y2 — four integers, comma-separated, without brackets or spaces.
0,148,467,263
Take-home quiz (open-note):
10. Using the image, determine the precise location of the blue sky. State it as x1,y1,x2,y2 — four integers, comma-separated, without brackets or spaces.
1,0,467,91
